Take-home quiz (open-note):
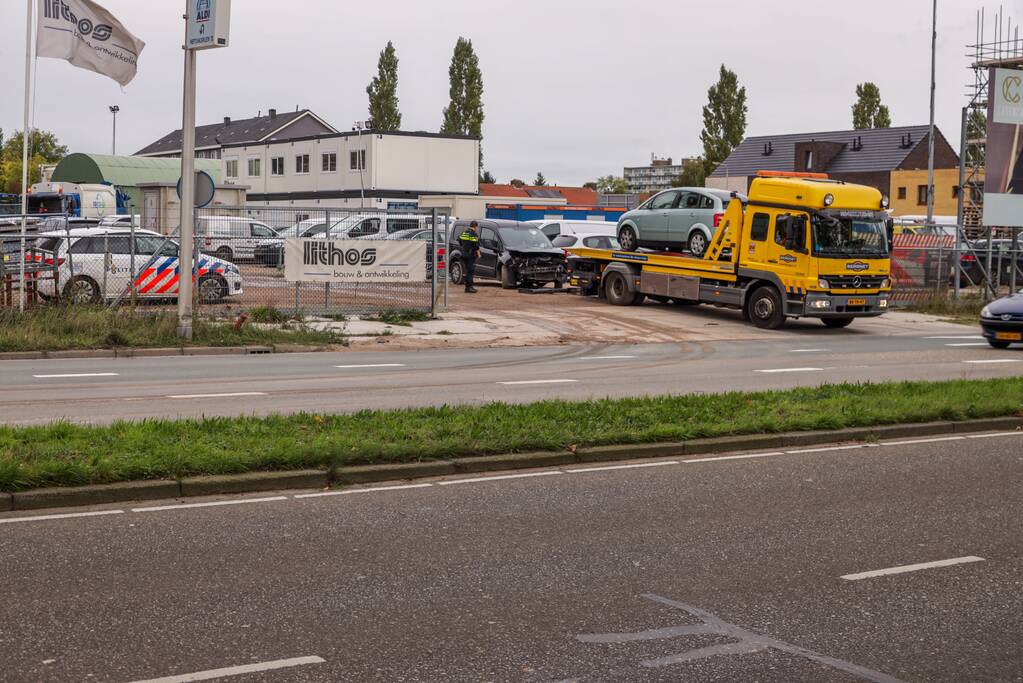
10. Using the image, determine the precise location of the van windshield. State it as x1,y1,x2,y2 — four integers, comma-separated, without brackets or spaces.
812,215,889,258
499,227,552,249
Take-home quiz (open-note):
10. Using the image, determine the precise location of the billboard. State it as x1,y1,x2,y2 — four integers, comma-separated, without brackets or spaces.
984,67,1023,226
284,239,426,283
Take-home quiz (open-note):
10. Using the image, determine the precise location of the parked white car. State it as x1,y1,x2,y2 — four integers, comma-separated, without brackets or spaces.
196,215,278,262
533,219,619,242
34,227,243,303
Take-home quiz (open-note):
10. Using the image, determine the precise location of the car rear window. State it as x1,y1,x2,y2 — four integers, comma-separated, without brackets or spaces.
552,235,578,248
35,236,63,252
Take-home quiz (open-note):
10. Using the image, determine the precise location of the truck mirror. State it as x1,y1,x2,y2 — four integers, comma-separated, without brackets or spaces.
885,218,895,248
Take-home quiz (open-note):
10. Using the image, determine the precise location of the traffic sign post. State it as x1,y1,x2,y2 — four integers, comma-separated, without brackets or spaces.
177,0,230,340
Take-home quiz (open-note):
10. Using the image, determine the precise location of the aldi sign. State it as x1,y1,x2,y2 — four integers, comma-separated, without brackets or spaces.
187,0,231,50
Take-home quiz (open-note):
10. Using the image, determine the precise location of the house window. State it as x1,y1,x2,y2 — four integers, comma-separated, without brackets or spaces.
225,159,238,178
917,185,929,206
897,186,907,200
952,185,960,198
322,152,337,172
295,154,310,174
247,158,261,177
271,156,285,176
350,149,366,170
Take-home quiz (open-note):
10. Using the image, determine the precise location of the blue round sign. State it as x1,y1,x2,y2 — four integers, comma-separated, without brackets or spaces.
176,170,216,208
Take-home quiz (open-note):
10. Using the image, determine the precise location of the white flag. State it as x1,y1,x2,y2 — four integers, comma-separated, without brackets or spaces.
36,0,145,87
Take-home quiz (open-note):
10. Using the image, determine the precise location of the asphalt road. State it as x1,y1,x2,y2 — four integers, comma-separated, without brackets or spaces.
0,327,1021,425
1,432,1021,681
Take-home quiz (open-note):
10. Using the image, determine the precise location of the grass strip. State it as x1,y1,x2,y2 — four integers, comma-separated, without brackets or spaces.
1,377,1021,492
0,306,344,351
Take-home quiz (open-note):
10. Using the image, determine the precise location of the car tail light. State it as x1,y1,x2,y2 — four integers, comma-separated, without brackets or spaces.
961,254,976,262
713,213,724,227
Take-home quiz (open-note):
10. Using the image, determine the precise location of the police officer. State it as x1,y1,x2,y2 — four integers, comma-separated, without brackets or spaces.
458,221,480,293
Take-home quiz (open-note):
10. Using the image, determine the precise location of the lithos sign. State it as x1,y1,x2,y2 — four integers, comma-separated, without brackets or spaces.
284,239,427,283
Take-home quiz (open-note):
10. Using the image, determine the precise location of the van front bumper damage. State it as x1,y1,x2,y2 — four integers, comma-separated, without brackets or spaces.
791,292,890,318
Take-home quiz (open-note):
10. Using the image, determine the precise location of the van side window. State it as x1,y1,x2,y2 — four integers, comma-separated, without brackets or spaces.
750,213,770,242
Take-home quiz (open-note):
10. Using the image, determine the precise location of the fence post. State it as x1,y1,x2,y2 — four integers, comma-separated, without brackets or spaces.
431,207,437,318
324,209,330,312
129,209,137,306
102,231,109,302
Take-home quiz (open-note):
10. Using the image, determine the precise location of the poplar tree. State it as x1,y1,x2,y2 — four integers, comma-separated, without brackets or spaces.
441,37,485,167
701,65,748,176
366,41,401,130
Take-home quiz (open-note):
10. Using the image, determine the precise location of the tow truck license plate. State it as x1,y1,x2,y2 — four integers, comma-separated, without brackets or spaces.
995,331,1022,341
847,298,867,306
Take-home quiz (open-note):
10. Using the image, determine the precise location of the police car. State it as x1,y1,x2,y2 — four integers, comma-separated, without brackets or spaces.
33,227,243,303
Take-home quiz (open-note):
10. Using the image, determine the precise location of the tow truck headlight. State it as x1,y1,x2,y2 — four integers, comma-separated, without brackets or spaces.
810,299,831,309
823,193,834,206
817,278,829,289
880,278,891,289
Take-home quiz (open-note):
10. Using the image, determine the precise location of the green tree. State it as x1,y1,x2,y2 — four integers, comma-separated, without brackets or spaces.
851,82,892,129
366,41,401,131
965,108,987,165
480,170,495,184
595,175,628,194
533,171,547,186
671,158,707,188
700,65,748,176
441,37,485,167
0,129,68,193
582,181,597,191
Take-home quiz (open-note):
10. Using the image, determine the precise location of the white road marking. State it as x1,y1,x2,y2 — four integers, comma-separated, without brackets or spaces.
878,436,964,446
333,363,407,369
756,367,823,374
575,355,637,360
967,431,1023,438
924,335,984,340
840,555,985,581
438,471,562,485
945,342,991,347
125,655,326,683
294,483,433,498
165,392,268,399
131,496,287,512
497,379,579,385
684,451,785,464
0,509,124,525
33,372,120,378
786,444,879,454
788,348,827,353
567,460,679,473
963,359,1022,364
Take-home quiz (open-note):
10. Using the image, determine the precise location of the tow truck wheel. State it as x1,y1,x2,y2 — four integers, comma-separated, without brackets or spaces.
604,271,637,306
746,286,785,329
822,317,854,329
618,226,638,252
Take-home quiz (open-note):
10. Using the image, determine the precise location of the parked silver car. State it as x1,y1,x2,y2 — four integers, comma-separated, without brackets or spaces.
616,187,737,256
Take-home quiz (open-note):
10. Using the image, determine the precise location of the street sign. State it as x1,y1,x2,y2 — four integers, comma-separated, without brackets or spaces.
177,171,216,208
187,0,231,50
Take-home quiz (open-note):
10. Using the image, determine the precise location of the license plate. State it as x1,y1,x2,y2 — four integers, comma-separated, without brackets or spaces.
847,298,866,306
995,332,1022,341
570,278,578,285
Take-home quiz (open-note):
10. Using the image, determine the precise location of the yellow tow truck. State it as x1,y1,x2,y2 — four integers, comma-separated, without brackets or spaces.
567,172,893,329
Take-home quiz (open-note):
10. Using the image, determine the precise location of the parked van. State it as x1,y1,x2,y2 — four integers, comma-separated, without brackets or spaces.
196,216,278,261
328,213,428,239
533,220,618,242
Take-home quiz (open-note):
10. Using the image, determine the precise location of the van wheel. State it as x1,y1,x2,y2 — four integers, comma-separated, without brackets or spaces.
500,265,517,289
214,246,233,261
62,275,100,304
822,317,854,329
746,286,785,329
604,271,638,306
687,231,708,257
449,259,464,285
618,225,638,251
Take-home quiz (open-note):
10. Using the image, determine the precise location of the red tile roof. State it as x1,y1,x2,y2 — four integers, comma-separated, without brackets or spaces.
478,183,598,205
479,183,529,197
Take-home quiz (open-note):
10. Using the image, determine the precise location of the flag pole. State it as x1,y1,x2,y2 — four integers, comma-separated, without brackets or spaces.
19,0,33,312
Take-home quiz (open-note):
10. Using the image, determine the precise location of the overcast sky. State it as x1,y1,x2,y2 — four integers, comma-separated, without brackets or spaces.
0,1,1013,186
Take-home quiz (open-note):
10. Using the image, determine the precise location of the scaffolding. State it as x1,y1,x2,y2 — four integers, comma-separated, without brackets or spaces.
957,6,1023,297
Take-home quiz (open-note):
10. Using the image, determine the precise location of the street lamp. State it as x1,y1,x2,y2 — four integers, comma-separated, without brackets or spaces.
352,119,371,209
109,105,119,155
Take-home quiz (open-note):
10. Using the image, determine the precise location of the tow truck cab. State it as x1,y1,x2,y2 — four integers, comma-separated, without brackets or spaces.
568,172,894,329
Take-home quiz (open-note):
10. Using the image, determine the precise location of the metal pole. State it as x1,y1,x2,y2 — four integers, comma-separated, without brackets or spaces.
926,0,937,226
954,106,967,300
129,213,136,305
110,106,119,155
19,0,33,312
431,207,437,317
177,2,196,339
359,127,365,209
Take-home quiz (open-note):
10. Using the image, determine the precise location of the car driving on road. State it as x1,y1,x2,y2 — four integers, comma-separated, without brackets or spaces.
448,219,566,289
33,227,242,304
980,291,1023,348
616,187,739,256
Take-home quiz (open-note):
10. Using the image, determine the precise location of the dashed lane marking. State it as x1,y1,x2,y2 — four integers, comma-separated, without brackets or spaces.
125,655,326,683
438,471,562,485
841,556,985,581
497,379,579,385
131,496,287,512
165,392,269,399
755,367,823,373
0,509,124,525
575,355,638,360
567,461,679,473
294,483,433,498
963,359,1021,364
33,372,120,378
334,363,407,369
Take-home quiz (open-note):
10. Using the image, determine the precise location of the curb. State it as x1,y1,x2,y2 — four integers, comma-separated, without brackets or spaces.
3,416,1022,512
0,346,275,361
